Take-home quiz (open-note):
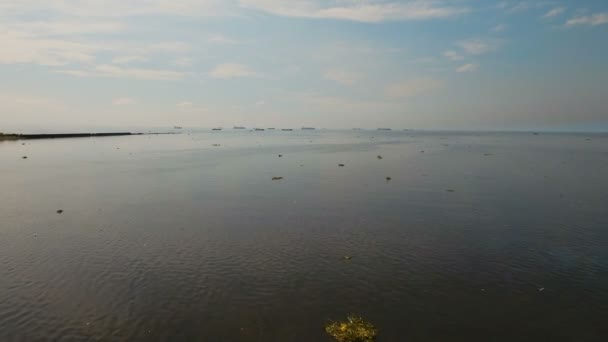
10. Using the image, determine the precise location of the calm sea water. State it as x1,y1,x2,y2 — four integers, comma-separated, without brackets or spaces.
1,130,607,341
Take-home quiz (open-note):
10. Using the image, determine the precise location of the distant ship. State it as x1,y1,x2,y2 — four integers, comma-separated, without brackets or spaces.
377,128,392,131
281,128,294,131
174,126,183,129
254,128,265,131
212,128,222,131
267,128,276,130
301,127,316,130
233,126,246,129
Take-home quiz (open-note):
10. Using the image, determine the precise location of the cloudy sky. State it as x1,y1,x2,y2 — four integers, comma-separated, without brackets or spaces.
1,0,607,130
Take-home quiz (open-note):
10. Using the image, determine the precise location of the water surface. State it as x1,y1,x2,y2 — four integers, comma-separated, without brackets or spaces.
1,130,607,341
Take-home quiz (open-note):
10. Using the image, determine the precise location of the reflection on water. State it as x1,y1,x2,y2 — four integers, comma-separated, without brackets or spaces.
1,130,607,341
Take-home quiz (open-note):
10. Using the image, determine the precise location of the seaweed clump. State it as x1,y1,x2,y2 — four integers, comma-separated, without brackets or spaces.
325,315,377,342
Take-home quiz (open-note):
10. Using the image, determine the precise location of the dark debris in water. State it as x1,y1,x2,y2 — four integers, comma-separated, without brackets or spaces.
56,209,64,214
385,177,391,181
339,164,345,167
446,189,455,192
325,315,377,342
376,155,382,160
272,177,284,181
22,156,28,159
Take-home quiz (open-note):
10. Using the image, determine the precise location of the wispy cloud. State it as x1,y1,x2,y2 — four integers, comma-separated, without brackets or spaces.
491,24,507,32
58,65,187,81
0,30,100,65
542,7,565,19
8,20,126,36
112,55,146,65
565,13,608,27
209,63,260,79
176,101,193,108
443,50,464,61
208,34,240,44
456,63,478,73
239,0,469,23
497,1,551,14
457,39,502,55
323,69,362,85
385,78,443,98
112,97,136,105
0,0,229,18
174,57,193,67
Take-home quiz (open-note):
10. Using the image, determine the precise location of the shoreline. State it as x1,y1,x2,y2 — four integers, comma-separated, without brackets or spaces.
0,132,176,141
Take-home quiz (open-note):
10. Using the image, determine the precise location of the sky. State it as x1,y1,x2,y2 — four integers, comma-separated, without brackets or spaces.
1,0,607,131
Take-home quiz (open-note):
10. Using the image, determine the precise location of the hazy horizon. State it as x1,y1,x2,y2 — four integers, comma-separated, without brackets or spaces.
1,0,607,131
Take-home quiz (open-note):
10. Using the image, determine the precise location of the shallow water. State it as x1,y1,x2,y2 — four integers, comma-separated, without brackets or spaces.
1,130,607,341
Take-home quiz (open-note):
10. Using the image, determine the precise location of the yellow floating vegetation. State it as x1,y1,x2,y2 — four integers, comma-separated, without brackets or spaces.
325,315,377,342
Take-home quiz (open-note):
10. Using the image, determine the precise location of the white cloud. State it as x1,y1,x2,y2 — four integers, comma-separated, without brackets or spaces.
385,78,443,98
0,93,68,116
9,20,126,36
174,57,193,67
0,0,228,18
176,101,193,107
542,7,565,19
58,65,187,81
323,69,362,85
112,97,136,105
492,24,507,32
112,55,146,64
209,63,260,79
457,39,501,55
565,13,608,27
0,30,100,65
456,63,478,73
208,34,240,44
497,1,550,14
443,50,464,61
239,0,469,23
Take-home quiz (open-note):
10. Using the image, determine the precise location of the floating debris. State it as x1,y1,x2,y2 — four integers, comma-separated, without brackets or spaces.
339,164,345,167
278,154,283,158
325,315,377,342
376,155,383,160
343,256,353,260
56,209,64,214
272,177,284,181
539,287,545,292
484,153,493,156
420,150,425,153
22,156,28,159
212,144,221,147
446,189,455,192
385,177,391,181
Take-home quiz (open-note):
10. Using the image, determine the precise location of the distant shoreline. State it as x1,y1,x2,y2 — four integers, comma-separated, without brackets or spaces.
0,132,175,141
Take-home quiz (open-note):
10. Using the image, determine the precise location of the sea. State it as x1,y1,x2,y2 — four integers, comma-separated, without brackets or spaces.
1,129,607,341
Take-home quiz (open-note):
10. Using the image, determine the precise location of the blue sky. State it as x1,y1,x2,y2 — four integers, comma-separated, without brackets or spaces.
1,0,607,130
